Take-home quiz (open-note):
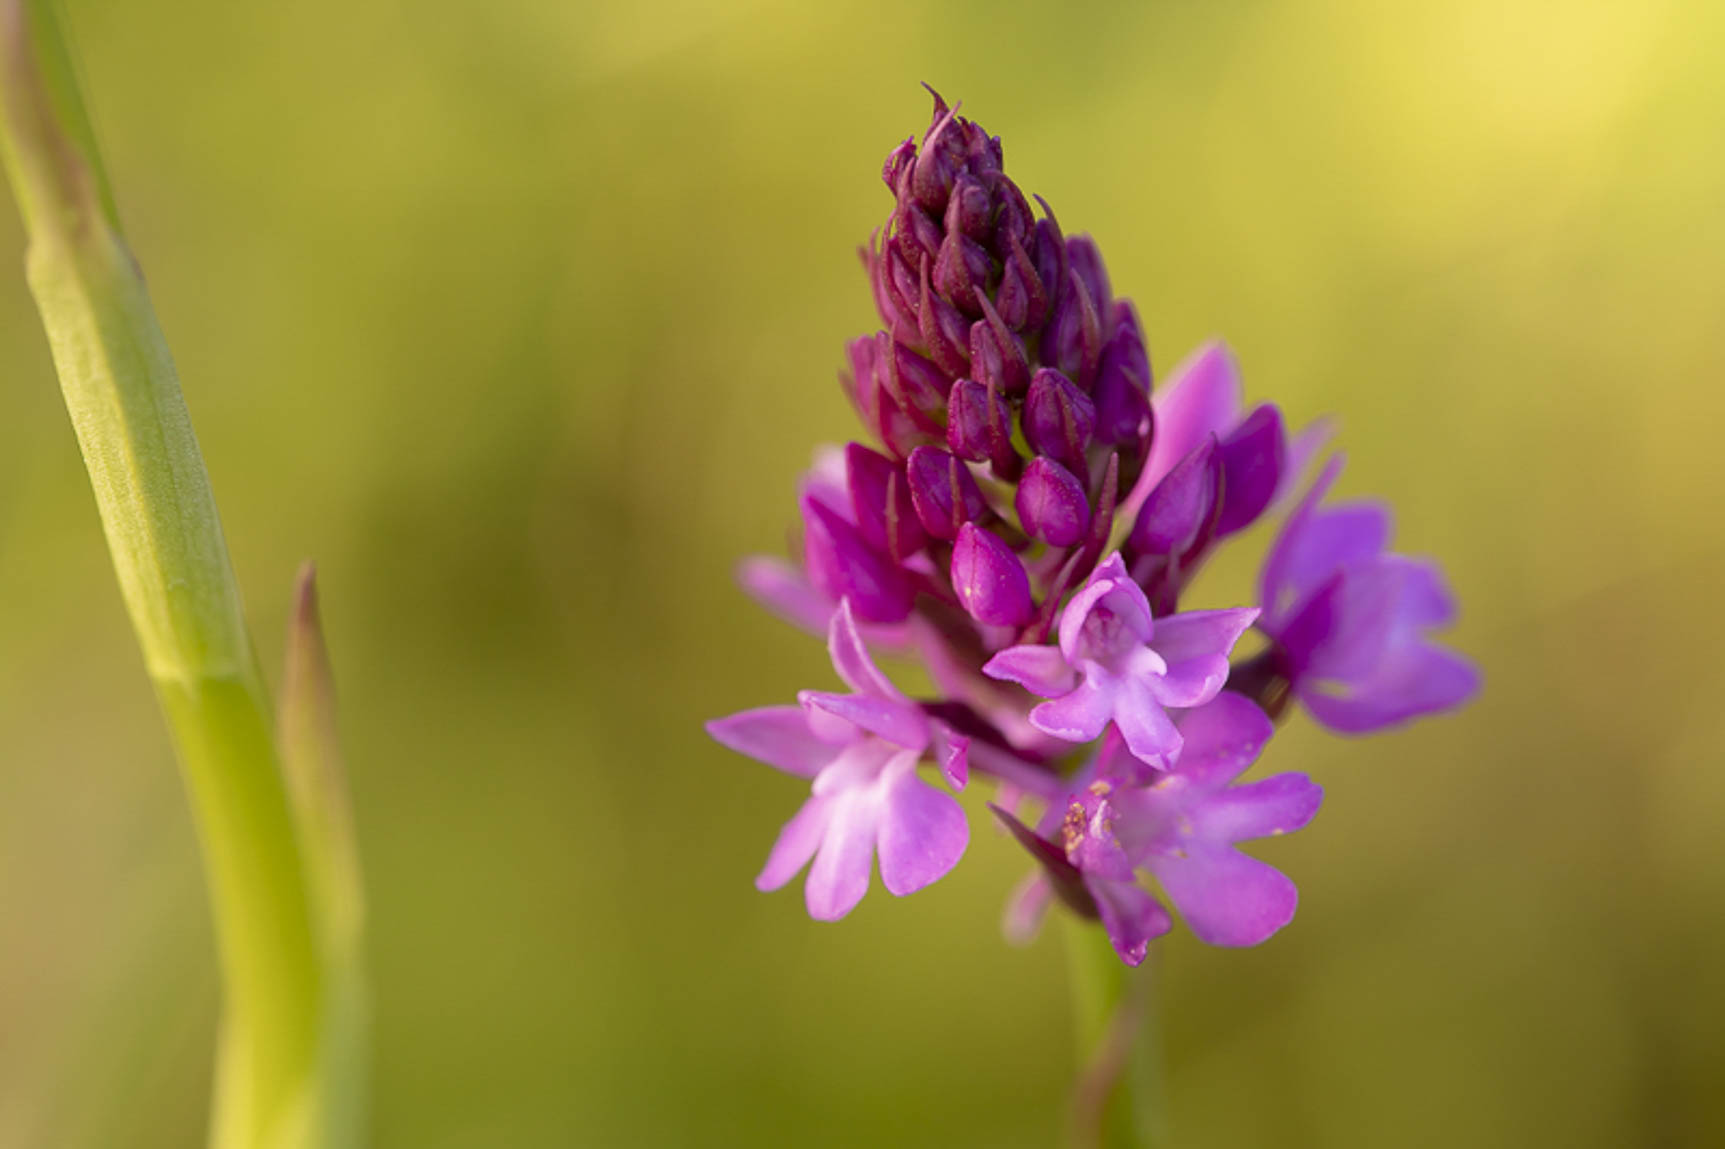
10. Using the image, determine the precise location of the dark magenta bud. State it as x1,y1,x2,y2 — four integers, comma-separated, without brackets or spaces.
906,445,990,541
934,227,994,315
882,335,949,428
1031,212,1066,313
1043,258,1105,389
994,226,1044,332
1214,404,1286,537
945,174,993,241
1066,236,1112,325
882,137,916,194
968,295,1029,395
911,94,965,211
952,522,1034,627
843,336,937,459
917,254,972,377
1023,368,1096,474
896,200,943,261
1016,456,1091,547
947,379,1015,470
846,443,927,563
1128,437,1221,556
802,495,913,624
1092,301,1152,445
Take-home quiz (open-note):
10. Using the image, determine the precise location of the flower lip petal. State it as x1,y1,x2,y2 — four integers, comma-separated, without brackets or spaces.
877,758,970,896
756,796,834,892
1143,841,1300,948
1111,676,1183,770
804,790,879,921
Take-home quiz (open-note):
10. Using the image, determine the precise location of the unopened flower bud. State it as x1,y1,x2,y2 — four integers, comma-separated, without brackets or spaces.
1016,456,1091,547
952,522,1034,626
882,334,949,427
801,495,913,623
1128,437,1221,556
1043,257,1105,388
1092,301,1152,446
968,296,1029,395
993,226,1043,332
906,445,990,541
918,254,972,377
846,443,927,562
945,175,993,240
1066,236,1112,325
946,379,1016,470
911,96,965,211
881,137,916,194
1023,368,1096,474
934,227,994,314
843,335,938,459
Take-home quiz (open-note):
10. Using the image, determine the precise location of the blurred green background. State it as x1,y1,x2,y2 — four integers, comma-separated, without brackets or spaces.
3,0,1723,1145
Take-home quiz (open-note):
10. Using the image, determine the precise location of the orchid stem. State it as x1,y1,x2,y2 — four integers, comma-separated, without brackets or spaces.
0,2,361,1145
1062,914,1172,1149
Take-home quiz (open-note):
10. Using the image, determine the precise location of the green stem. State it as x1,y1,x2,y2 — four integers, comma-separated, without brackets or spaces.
0,3,355,1145
1062,915,1172,1149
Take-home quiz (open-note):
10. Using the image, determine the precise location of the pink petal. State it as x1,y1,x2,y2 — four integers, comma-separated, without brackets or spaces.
1058,555,1153,662
1386,555,1458,627
1151,607,1261,664
1260,457,1390,630
1112,676,1182,769
1142,341,1244,496
1193,773,1324,843
706,706,840,778
1275,416,1335,509
756,796,835,891
877,759,970,897
804,790,880,920
737,557,833,636
1300,641,1480,734
1003,873,1054,946
1145,842,1300,948
798,691,928,751
1030,676,1116,744
1148,608,1260,707
1168,694,1274,791
827,599,904,700
983,643,1078,698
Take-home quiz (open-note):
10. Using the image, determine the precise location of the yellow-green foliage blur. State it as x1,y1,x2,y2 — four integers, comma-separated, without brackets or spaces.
2,1,1722,1146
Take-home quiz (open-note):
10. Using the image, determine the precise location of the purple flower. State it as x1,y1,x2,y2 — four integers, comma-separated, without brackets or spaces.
707,601,970,920
982,554,1258,770
1004,693,1323,963
1258,457,1480,733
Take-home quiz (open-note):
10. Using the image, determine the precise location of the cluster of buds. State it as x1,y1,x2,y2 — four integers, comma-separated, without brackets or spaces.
711,92,1478,964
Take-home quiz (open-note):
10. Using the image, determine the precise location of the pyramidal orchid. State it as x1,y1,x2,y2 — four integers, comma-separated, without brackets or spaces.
706,88,1479,1141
